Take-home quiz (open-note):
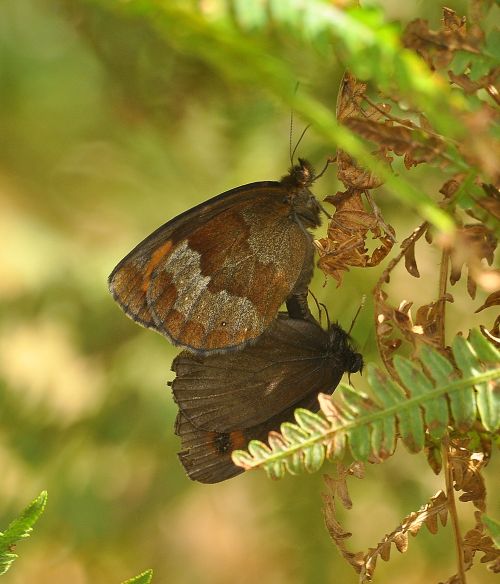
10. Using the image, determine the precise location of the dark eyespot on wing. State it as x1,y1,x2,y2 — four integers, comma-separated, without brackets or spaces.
174,380,325,483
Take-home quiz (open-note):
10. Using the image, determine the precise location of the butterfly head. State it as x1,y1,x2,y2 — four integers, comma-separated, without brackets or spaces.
290,158,316,188
328,323,364,375
281,158,321,228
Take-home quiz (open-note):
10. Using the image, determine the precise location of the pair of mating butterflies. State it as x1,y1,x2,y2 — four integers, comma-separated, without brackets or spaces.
109,159,363,483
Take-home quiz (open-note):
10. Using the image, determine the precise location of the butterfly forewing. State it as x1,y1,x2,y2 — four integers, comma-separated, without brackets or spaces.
171,315,338,432
109,183,315,353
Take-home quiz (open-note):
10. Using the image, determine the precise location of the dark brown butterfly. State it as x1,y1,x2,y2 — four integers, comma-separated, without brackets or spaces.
108,159,321,354
171,314,363,483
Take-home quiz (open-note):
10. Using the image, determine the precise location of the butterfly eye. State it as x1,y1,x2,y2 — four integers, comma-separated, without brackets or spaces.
349,353,364,374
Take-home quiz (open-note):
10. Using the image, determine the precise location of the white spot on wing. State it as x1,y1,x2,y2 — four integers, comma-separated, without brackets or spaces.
162,240,262,336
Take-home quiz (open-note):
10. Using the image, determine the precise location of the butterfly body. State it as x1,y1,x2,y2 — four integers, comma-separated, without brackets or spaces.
109,159,321,353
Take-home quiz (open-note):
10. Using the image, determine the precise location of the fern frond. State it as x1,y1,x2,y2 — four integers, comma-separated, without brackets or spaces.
448,439,488,511
122,569,153,584
232,330,499,479
360,490,448,582
0,491,47,575
322,468,366,574
441,511,500,583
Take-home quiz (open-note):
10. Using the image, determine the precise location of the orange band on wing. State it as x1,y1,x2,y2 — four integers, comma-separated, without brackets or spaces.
141,240,173,292
228,430,247,451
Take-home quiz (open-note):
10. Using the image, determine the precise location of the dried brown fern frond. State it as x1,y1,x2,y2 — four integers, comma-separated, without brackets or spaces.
447,224,498,300
314,72,396,286
448,437,489,511
360,490,448,582
403,7,499,179
322,464,366,574
314,188,395,286
440,511,500,583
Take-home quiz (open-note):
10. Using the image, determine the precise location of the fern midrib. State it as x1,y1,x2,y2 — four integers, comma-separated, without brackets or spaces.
243,367,500,468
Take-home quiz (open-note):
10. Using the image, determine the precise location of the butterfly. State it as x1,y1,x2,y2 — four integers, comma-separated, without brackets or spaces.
108,159,322,354
171,313,363,483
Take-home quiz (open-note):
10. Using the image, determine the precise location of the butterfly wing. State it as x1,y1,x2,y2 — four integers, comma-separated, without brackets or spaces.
171,315,344,432
175,388,322,484
109,183,314,353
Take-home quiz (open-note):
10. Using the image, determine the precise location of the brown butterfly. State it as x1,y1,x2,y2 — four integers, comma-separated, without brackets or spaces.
171,313,363,483
108,159,322,354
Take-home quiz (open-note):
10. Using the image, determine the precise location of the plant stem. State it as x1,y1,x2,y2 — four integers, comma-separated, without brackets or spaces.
442,437,467,583
437,248,450,349
373,221,428,377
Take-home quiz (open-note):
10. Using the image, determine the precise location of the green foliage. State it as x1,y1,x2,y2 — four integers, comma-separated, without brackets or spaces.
1,0,498,582
0,491,47,576
232,330,500,479
483,515,500,549
122,569,153,584
80,0,462,230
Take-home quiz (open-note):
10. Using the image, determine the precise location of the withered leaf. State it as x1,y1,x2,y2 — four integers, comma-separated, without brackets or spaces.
449,439,488,512
439,176,464,199
345,117,412,156
475,290,500,313
403,10,476,71
324,462,365,510
344,117,444,168
403,237,420,277
336,71,395,190
322,473,365,574
336,149,389,190
336,72,368,121
374,289,450,377
459,105,500,181
336,71,389,123
479,316,500,348
315,189,395,286
449,68,500,95
360,490,448,583
449,224,498,299
414,296,453,345
477,184,500,221
456,511,500,576
442,7,467,34
425,440,443,475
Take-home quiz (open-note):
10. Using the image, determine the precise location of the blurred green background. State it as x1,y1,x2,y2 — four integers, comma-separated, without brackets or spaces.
0,1,497,583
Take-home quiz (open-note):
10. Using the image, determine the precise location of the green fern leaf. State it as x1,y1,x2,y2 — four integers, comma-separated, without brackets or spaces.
468,329,500,431
232,330,500,479
482,515,500,548
0,491,47,575
122,569,153,584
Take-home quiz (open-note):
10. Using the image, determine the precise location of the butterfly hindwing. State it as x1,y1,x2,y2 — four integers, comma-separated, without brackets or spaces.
175,388,322,484
171,315,339,432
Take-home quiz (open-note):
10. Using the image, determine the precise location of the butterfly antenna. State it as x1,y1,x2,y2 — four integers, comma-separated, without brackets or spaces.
291,124,311,165
323,303,331,329
315,155,336,181
308,288,322,325
289,81,302,165
348,295,366,336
